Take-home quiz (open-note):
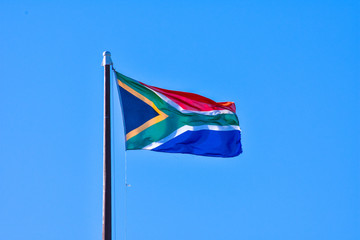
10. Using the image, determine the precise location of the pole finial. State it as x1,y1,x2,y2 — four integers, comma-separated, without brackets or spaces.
102,51,113,66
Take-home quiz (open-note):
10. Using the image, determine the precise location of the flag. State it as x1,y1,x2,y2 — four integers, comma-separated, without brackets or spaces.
115,71,242,157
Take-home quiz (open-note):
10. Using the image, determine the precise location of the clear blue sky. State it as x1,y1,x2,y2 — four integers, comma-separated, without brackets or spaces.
0,1,359,240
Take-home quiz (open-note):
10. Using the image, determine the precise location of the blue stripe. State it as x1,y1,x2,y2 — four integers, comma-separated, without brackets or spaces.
152,130,242,157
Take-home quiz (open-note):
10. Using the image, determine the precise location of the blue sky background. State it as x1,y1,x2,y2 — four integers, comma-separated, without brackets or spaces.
0,1,359,240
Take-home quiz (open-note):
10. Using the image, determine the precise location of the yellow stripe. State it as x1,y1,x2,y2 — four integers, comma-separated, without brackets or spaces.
117,79,168,140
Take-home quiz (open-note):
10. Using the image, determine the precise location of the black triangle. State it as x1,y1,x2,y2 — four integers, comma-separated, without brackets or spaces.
119,86,159,134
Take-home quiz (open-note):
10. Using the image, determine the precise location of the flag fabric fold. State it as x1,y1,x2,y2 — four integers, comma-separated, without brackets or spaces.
115,71,242,157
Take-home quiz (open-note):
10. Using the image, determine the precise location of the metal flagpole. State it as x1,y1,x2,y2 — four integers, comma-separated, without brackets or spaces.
102,51,113,240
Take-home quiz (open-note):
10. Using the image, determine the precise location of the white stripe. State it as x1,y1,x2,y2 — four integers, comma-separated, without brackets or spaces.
143,85,235,115
142,125,241,150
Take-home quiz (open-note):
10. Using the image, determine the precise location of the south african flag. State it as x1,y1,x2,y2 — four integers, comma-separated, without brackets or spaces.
115,71,242,157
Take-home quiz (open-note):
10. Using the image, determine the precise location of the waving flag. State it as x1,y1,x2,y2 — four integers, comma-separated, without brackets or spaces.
115,71,242,157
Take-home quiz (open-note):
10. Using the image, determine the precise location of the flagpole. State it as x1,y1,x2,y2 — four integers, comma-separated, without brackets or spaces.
102,51,113,240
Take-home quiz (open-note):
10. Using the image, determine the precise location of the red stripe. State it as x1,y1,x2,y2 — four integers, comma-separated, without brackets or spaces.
141,82,236,112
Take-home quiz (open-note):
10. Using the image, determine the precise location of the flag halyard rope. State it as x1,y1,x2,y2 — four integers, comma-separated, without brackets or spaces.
112,66,129,240
111,66,117,240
